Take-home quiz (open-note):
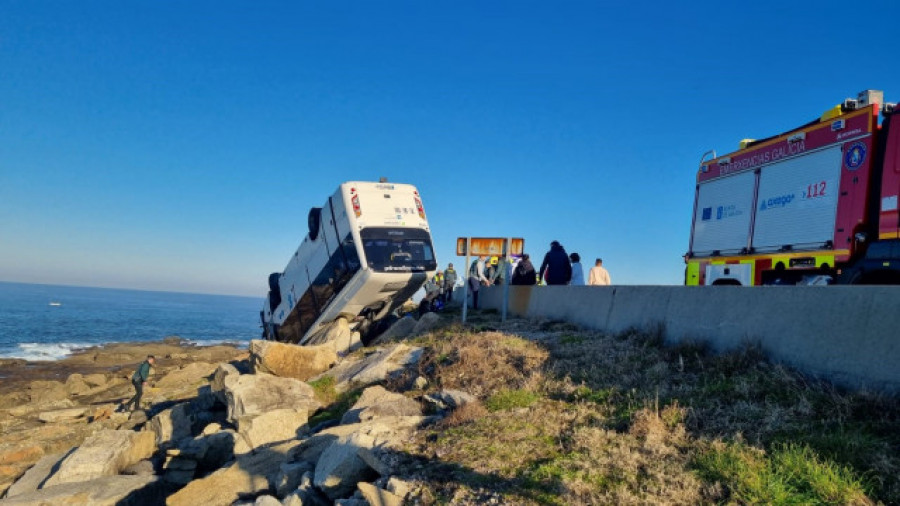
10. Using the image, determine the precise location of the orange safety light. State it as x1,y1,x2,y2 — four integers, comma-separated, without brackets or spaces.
352,194,361,217
414,197,425,219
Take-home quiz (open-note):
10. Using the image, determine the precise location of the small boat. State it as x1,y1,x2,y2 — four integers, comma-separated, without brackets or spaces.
49,302,62,307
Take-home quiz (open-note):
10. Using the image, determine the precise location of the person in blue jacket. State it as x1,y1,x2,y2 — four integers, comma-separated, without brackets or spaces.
539,241,573,285
119,355,155,412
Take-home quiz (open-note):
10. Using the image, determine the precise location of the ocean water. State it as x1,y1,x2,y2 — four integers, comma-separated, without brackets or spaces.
0,282,263,360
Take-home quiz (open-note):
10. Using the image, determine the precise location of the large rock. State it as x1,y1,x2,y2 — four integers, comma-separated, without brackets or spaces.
154,362,217,389
249,340,337,381
253,495,282,506
372,317,416,344
288,424,364,465
340,386,422,425
0,474,161,505
273,461,313,497
42,429,156,487
358,482,404,506
166,440,300,506
303,317,352,348
37,407,87,423
412,312,442,336
82,373,108,388
313,433,380,500
424,389,477,410
210,363,240,406
194,431,237,472
315,344,424,393
27,381,68,404
64,374,92,397
4,452,65,498
8,399,74,418
224,373,320,424
148,402,194,445
237,408,308,450
282,471,330,506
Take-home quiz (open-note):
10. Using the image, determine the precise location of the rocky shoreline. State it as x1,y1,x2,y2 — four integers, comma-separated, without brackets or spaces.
0,312,448,505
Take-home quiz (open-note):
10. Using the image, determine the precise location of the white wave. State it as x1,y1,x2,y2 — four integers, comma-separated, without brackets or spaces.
4,342,94,361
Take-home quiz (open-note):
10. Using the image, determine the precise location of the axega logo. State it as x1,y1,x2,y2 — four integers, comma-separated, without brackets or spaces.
759,193,795,211
845,141,866,170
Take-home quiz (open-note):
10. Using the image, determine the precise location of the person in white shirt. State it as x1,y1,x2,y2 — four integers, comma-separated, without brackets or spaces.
588,258,611,286
569,253,585,285
467,255,491,309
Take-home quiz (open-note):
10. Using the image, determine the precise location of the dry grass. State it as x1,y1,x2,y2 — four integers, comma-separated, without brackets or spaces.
395,314,899,505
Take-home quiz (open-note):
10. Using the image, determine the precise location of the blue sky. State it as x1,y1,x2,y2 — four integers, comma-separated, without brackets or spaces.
1,1,896,296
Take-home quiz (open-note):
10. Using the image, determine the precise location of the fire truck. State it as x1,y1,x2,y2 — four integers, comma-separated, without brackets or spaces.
261,181,437,344
686,90,899,285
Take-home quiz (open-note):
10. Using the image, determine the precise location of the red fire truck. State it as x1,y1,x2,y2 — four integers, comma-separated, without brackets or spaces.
686,90,899,285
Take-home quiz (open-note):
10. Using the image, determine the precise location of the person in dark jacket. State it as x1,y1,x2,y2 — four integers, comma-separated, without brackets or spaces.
511,254,537,285
119,355,155,412
539,241,572,285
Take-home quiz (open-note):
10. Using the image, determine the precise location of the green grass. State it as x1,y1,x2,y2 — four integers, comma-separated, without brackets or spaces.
484,389,541,412
559,334,585,345
692,441,871,505
307,376,364,426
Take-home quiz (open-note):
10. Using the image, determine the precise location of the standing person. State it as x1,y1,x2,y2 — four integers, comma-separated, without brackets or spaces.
569,253,585,285
588,258,611,286
468,255,491,309
511,253,537,285
119,355,155,412
539,241,573,285
443,263,458,303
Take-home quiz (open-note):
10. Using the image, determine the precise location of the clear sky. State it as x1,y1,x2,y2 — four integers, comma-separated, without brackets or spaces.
1,1,897,297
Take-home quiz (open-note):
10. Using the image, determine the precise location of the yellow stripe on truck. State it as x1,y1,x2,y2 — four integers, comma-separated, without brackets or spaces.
686,262,700,286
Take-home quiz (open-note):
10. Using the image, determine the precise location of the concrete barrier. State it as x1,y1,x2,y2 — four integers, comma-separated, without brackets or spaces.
473,285,900,393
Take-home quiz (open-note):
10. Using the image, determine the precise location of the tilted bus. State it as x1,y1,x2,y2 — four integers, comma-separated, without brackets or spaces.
261,181,437,344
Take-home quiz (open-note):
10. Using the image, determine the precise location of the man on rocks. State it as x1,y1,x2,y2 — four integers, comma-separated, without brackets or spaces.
119,355,155,412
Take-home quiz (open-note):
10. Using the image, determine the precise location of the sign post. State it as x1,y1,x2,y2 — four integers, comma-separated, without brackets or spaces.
461,238,470,323
502,237,512,322
457,237,524,324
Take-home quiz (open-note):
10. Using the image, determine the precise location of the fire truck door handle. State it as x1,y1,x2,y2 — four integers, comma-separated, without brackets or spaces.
841,191,849,196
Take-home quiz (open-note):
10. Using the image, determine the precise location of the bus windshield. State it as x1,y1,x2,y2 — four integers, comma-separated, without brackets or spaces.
361,227,437,272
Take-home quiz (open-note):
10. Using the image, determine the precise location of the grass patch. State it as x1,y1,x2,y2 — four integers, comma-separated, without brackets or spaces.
399,321,897,504
559,333,584,345
693,440,872,505
485,389,540,412
307,376,363,427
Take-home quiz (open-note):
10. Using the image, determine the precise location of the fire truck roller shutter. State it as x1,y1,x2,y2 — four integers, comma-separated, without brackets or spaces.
308,207,322,241
751,145,843,251
268,272,282,312
692,170,757,256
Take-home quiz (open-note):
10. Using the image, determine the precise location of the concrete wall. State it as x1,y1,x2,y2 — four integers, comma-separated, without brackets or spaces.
472,285,900,393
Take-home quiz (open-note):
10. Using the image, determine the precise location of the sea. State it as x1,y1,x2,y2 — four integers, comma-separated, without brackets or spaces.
0,281,263,361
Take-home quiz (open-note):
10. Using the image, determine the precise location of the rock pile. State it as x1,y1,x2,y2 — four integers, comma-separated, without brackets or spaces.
0,312,465,505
